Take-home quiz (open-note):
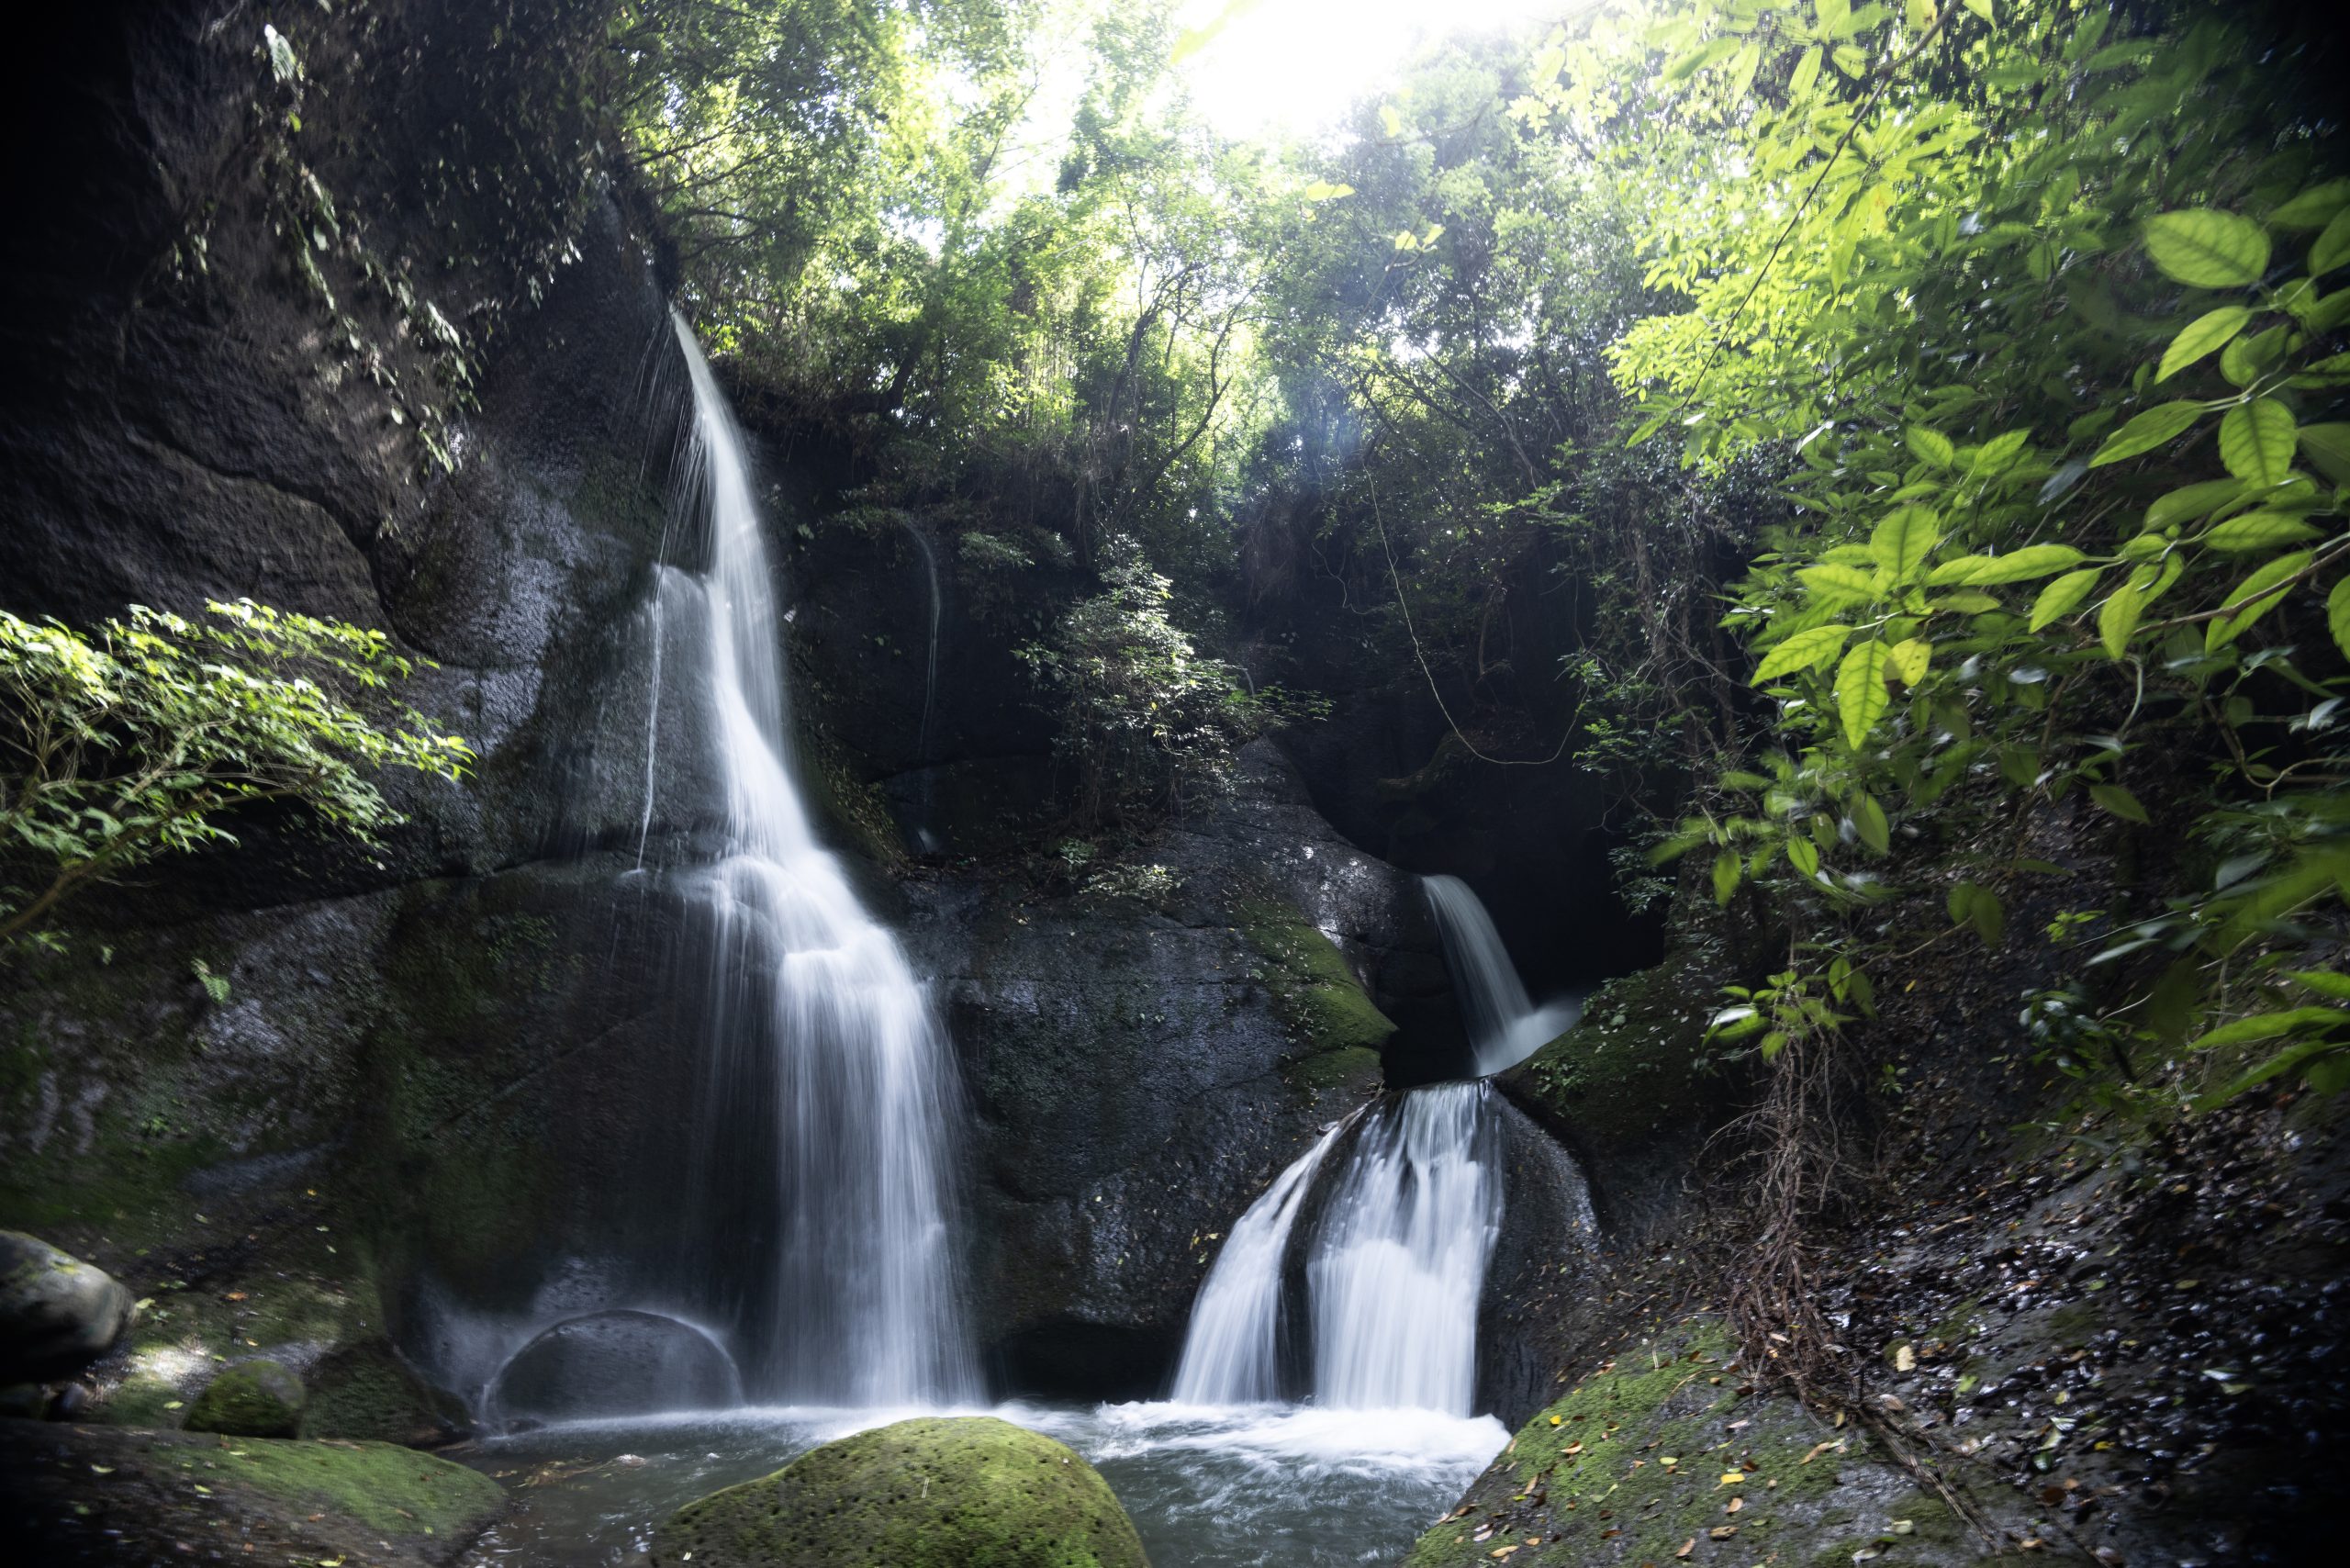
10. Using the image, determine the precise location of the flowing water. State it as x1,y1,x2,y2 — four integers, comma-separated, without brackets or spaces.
1423,873,1581,1076
660,316,974,1406
455,1402,1504,1568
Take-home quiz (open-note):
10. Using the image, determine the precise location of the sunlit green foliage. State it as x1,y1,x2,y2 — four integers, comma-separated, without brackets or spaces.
0,602,472,949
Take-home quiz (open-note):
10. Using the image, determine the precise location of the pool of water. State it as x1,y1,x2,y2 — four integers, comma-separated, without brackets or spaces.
454,1399,1506,1566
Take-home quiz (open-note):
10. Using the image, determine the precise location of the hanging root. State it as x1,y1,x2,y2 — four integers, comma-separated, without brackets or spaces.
1719,1025,2006,1551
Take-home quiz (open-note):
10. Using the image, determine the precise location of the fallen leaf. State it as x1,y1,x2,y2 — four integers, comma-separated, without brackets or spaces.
1710,1525,1738,1540
1718,1471,1746,1486
1674,1540,1695,1560
1488,1550,1517,1561
89,1465,115,1475
1894,1343,1916,1372
1725,1497,1743,1515
1893,1519,1915,1535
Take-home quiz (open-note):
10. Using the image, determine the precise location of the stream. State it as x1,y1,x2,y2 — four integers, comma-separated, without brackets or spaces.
455,1401,1506,1567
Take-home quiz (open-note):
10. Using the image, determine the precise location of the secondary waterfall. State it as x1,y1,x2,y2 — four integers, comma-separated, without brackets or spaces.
1424,874,1580,1077
667,313,976,1406
1169,1117,1351,1405
1308,1082,1501,1412
1167,877,1575,1415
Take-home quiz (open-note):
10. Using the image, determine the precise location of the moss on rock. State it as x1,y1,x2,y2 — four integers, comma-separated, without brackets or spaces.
1406,1321,1919,1568
1236,899,1395,1058
301,1340,470,1445
185,1358,306,1437
1506,944,1727,1153
648,1415,1149,1568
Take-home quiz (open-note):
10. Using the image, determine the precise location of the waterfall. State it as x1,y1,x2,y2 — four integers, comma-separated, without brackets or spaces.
1165,880,1572,1417
1307,1082,1500,1414
667,313,977,1407
1423,874,1580,1077
1169,1117,1352,1406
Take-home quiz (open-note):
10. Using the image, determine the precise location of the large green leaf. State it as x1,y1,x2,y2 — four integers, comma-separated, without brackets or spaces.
2143,208,2270,288
1927,543,2087,586
2313,207,2350,278
2202,512,2322,553
2207,550,2312,650
2098,578,2147,659
2144,478,2245,529
2089,783,2150,823
2300,422,2350,485
2089,400,2203,467
1752,622,1853,682
2030,568,2102,632
2271,179,2350,230
1868,505,1942,582
1800,563,1882,606
2331,576,2350,660
1905,426,1954,467
1836,639,1891,748
2156,306,2250,381
2218,398,2297,486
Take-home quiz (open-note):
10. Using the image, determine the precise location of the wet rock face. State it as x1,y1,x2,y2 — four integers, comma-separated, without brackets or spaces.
648,1415,1150,1568
0,1231,133,1384
901,743,1469,1394
489,1309,740,1423
185,1358,306,1438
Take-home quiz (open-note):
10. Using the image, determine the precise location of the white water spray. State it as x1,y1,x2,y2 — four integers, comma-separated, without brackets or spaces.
1169,1117,1352,1405
1423,874,1580,1076
668,313,976,1406
1307,1082,1500,1413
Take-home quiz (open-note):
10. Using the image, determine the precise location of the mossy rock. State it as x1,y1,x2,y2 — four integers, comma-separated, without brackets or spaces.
648,1415,1150,1568
185,1359,306,1438
1235,899,1396,1057
300,1340,470,1445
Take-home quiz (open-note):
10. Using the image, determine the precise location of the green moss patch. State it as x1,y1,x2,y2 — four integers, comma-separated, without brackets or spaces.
1405,1322,1880,1568
1236,898,1396,1060
649,1415,1148,1568
1510,946,1726,1151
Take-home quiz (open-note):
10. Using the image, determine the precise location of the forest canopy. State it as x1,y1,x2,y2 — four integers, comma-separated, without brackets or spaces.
609,0,2348,1115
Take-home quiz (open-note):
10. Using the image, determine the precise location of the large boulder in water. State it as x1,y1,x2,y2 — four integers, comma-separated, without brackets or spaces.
0,1230,134,1383
648,1415,1149,1568
489,1308,739,1422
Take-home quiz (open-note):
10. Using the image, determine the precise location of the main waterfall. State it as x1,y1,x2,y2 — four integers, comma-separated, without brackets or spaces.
667,314,976,1406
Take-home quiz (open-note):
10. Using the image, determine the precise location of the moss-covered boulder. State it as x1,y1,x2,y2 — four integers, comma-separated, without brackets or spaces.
649,1415,1149,1568
185,1358,306,1437
2,1420,504,1566
0,1229,134,1383
300,1340,471,1445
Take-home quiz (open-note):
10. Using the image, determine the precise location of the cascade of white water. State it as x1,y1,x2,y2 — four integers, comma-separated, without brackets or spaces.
1169,1116,1354,1405
1423,874,1580,1077
1306,1081,1501,1414
668,313,976,1406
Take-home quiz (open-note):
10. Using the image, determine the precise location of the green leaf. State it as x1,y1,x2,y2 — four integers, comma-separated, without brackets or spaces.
2207,550,2313,650
2312,207,2350,278
2300,422,2350,485
2218,398,2297,486
1786,836,1821,878
1906,426,1955,467
1752,622,1853,682
1947,881,2004,945
2189,1007,2348,1051
2202,512,2322,552
2089,400,2204,467
2193,1037,2349,1111
1712,850,1742,906
2088,783,2150,823
2098,579,2147,659
2156,306,2251,381
2145,479,2245,530
2287,969,2350,1001
1800,563,1883,605
2142,209,2270,288
1852,792,1890,855
2271,179,2350,230
2329,576,2350,660
1886,638,1931,685
1836,640,1891,748
2030,568,2102,632
1868,506,1942,582
1928,544,2087,586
